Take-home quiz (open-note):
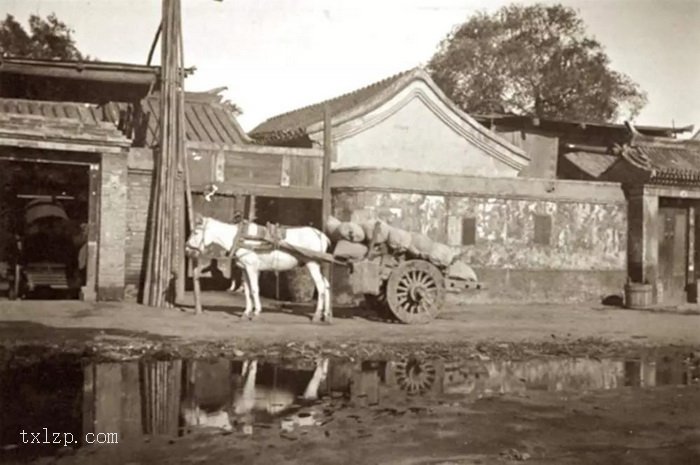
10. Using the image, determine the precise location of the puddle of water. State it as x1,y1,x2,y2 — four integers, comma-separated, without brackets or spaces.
0,349,697,461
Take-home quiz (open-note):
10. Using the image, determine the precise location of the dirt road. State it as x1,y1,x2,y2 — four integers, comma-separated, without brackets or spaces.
2,295,699,465
1,294,699,354
1,293,699,365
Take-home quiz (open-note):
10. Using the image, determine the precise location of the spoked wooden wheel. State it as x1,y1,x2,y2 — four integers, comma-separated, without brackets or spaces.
393,358,438,394
386,260,445,324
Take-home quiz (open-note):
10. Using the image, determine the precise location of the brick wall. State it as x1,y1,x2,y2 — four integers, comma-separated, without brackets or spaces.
331,169,627,304
123,148,187,301
124,168,152,301
98,152,128,300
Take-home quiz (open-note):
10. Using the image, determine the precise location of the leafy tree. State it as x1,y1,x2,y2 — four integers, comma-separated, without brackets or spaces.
0,13,84,60
428,3,647,123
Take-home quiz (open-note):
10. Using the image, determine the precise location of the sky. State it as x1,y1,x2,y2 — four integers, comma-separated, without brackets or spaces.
2,0,699,134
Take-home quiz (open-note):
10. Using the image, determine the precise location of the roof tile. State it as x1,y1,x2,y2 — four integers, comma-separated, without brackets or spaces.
250,69,412,143
617,137,700,185
0,93,250,147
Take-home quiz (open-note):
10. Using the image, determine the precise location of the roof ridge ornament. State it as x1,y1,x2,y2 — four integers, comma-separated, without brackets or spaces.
613,142,654,173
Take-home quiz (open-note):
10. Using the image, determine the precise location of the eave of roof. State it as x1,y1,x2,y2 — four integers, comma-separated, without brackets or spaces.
0,57,197,88
473,114,693,137
615,135,700,185
0,57,164,85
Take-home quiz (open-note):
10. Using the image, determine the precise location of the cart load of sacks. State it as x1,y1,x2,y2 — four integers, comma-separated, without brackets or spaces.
326,216,459,268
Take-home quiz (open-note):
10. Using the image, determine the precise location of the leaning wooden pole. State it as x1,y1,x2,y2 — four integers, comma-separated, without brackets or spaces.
143,0,183,307
322,106,334,321
175,2,202,315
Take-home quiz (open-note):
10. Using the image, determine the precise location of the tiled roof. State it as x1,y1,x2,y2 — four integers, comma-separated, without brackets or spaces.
0,110,129,147
0,98,112,124
250,69,412,144
135,92,251,146
0,92,250,147
617,137,700,185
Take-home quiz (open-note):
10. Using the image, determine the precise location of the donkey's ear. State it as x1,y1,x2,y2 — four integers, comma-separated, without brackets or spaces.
193,213,204,226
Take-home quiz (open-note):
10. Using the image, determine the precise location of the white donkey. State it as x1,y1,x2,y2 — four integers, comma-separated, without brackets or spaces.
185,216,332,322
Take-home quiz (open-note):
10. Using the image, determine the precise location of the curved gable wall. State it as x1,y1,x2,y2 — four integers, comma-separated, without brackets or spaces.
312,80,522,177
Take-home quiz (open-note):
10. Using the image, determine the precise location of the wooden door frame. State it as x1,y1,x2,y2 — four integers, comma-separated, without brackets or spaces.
84,163,100,300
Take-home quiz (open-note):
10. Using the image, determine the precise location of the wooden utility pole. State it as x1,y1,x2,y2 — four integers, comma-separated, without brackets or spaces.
322,106,334,321
143,0,201,311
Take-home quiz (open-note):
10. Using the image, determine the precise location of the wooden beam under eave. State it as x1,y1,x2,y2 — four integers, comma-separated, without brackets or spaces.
186,141,323,158
190,183,323,200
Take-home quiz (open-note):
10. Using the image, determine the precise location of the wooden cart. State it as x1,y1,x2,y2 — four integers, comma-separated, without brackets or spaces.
251,232,483,325
8,199,81,299
346,247,482,324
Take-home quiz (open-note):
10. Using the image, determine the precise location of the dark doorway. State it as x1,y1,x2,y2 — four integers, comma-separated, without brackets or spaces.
255,197,322,228
0,159,90,299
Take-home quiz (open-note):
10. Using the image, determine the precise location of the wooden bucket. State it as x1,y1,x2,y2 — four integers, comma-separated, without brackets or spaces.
624,282,653,309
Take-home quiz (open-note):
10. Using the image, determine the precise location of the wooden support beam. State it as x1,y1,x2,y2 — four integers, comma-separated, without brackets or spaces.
248,195,256,221
82,163,100,301
322,106,334,321
189,183,322,200
186,141,323,158
184,150,202,315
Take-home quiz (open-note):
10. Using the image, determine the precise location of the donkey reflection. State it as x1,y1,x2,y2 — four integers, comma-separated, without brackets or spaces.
181,358,329,433
234,358,329,417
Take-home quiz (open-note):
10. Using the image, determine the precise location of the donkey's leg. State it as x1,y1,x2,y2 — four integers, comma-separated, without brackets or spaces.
248,267,262,319
235,359,258,415
303,358,329,400
241,269,253,320
306,261,326,323
322,275,332,323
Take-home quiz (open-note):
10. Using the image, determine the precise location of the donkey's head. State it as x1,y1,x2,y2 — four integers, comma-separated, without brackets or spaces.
185,215,209,258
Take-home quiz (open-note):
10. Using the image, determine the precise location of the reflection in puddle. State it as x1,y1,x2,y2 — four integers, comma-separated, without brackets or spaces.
180,358,330,435
0,349,697,460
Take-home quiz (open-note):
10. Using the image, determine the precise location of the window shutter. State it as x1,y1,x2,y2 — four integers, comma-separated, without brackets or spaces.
461,217,476,245
533,214,552,245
